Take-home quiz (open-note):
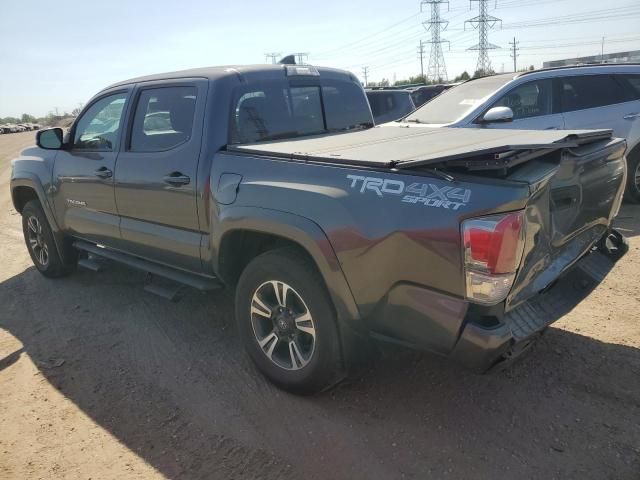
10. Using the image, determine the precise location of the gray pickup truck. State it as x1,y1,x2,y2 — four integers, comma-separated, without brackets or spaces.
11,64,628,393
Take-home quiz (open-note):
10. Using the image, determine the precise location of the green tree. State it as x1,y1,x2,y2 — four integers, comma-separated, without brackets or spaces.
21,113,36,123
453,71,471,82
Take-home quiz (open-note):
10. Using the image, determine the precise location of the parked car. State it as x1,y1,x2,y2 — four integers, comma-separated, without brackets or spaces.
365,89,415,124
400,64,640,202
11,64,627,394
406,83,457,108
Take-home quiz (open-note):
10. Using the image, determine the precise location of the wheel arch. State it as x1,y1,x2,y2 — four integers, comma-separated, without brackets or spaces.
10,175,69,262
212,206,360,324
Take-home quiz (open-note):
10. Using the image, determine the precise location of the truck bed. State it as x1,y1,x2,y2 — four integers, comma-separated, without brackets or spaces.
227,125,613,169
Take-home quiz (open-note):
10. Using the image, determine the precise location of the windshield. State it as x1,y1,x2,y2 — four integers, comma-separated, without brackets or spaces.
403,74,514,124
229,79,373,144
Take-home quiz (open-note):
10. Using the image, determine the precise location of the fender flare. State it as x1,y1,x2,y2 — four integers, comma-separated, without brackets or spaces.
212,206,361,324
10,174,66,260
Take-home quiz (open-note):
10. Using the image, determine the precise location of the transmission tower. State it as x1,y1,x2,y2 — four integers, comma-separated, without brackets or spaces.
465,0,502,75
265,52,281,64
293,52,310,64
362,66,370,87
421,0,450,83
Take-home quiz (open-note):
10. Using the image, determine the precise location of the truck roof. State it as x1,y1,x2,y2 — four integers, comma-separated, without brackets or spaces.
107,64,356,89
228,126,613,169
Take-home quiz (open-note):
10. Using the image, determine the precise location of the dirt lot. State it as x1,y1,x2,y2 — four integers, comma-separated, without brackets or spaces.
0,131,638,480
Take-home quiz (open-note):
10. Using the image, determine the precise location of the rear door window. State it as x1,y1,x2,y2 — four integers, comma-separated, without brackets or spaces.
614,74,640,101
489,79,553,120
559,75,629,113
130,86,197,152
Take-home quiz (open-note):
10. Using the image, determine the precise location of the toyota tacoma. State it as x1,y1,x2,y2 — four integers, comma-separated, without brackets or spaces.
11,64,628,393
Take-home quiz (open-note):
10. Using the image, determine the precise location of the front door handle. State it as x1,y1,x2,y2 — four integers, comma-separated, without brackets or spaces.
163,172,191,186
623,113,640,120
545,126,560,130
95,167,112,179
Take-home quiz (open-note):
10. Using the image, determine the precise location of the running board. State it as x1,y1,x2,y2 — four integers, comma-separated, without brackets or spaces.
72,240,222,292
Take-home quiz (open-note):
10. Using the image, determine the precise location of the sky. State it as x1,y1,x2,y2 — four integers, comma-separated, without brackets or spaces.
1,0,639,118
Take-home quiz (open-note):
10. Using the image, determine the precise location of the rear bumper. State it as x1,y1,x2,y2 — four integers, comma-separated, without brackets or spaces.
453,234,626,370
368,230,627,371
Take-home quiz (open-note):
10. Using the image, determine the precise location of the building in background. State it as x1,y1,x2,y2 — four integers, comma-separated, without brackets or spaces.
544,50,640,68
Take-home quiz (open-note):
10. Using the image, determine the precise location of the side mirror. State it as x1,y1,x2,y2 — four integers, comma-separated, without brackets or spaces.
36,128,64,150
480,106,514,124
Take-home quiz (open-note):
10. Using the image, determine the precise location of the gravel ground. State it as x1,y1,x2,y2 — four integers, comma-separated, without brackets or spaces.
0,131,639,480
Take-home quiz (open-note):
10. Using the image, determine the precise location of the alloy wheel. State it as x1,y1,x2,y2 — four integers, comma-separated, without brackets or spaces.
27,215,49,267
250,280,316,371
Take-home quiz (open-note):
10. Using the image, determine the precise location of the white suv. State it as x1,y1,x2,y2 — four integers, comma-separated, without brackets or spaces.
401,65,640,202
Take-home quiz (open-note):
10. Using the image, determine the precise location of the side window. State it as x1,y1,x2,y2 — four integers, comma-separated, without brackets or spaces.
615,74,640,101
490,79,552,120
130,86,197,152
559,75,627,113
73,93,128,151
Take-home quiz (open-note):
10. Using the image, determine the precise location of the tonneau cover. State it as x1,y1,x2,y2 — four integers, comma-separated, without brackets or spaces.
227,125,612,168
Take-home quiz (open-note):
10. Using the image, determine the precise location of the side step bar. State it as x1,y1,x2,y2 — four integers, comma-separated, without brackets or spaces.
73,240,222,292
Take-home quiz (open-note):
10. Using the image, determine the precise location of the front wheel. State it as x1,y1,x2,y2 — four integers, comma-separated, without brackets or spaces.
235,248,343,394
22,200,75,278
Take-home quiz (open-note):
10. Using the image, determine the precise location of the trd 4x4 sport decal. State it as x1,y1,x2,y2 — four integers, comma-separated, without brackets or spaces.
346,174,471,211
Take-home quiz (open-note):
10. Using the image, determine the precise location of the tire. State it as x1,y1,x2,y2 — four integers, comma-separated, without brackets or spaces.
22,200,76,278
625,152,640,204
235,248,343,394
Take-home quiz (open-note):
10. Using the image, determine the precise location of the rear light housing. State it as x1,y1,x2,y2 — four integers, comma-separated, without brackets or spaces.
462,210,526,305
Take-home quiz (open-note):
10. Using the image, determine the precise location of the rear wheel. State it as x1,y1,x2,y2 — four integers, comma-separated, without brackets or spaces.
22,200,75,278
625,151,640,204
235,248,343,394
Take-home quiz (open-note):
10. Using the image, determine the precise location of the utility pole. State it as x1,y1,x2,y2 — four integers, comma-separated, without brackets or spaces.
265,52,281,64
601,37,605,63
417,40,426,80
465,0,502,76
293,52,309,64
362,66,369,87
421,0,450,83
509,37,519,72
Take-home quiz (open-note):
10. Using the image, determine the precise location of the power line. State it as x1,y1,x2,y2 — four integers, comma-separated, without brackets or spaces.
509,37,519,72
422,0,450,82
465,0,502,75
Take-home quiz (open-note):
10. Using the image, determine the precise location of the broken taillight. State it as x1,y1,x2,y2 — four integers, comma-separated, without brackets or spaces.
462,211,526,305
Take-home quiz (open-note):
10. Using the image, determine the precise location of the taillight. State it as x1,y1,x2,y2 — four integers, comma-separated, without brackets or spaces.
462,211,526,305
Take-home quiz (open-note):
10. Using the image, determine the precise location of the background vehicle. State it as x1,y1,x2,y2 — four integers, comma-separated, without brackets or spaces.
401,64,640,202
365,89,415,124
11,64,627,394
406,83,457,108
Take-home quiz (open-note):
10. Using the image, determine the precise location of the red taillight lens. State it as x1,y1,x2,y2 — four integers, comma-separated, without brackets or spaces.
463,211,525,274
462,211,526,305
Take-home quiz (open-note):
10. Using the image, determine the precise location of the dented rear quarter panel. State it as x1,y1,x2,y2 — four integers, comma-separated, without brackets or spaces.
211,152,531,317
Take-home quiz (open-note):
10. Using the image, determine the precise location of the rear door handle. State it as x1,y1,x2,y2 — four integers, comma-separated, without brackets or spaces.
163,172,191,186
545,126,560,130
95,167,112,179
623,113,640,120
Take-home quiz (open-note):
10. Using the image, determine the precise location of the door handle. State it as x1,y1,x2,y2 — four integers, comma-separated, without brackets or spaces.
623,113,640,120
545,126,560,130
95,167,112,179
163,172,191,186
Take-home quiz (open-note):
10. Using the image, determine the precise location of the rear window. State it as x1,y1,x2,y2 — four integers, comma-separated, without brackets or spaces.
616,74,640,100
559,75,630,112
229,80,372,144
